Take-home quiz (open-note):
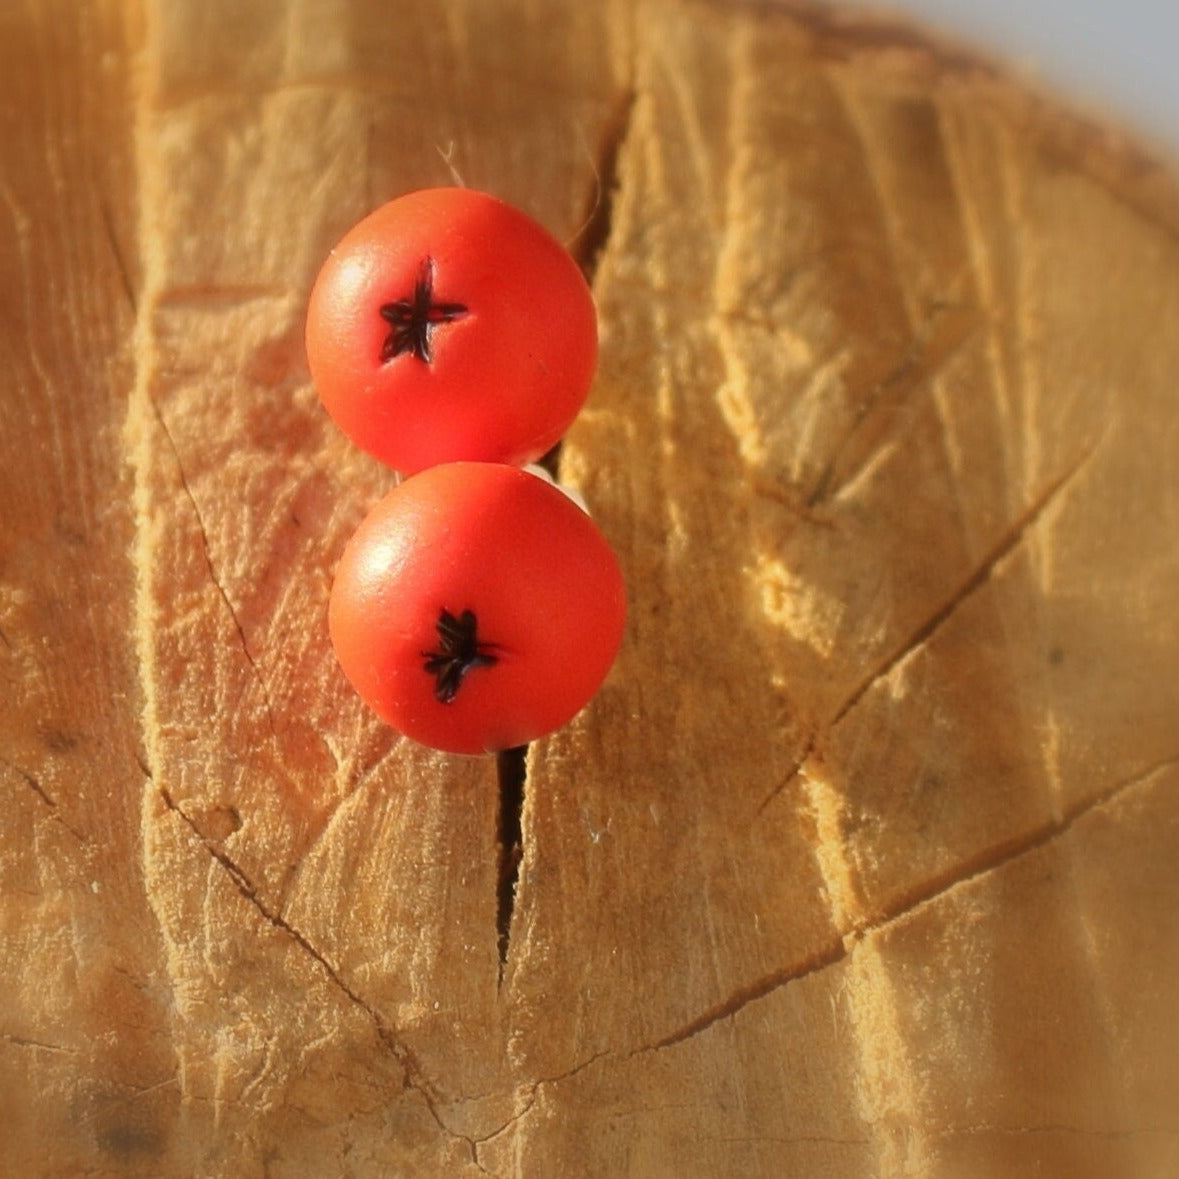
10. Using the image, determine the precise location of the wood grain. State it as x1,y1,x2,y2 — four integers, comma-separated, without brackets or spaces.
2,0,1178,1175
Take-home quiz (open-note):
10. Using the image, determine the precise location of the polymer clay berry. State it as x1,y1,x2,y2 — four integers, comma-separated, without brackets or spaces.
306,188,598,475
329,463,626,754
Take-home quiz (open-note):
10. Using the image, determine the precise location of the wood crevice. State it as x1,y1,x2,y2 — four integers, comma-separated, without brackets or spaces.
0,754,87,843
806,300,980,508
569,84,637,283
828,433,1103,731
494,745,527,982
144,391,279,740
492,70,637,987
549,748,1178,1078
98,196,137,314
760,437,1104,816
155,785,467,1141
854,749,1179,933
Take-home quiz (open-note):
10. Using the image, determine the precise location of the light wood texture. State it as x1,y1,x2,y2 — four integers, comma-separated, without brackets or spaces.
2,1,1178,1175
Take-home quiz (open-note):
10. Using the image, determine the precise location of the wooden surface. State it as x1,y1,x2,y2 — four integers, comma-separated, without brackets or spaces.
3,1,1179,1175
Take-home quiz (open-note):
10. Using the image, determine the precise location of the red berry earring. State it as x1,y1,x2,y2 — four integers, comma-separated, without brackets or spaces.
308,189,624,754
329,463,625,755
306,187,598,475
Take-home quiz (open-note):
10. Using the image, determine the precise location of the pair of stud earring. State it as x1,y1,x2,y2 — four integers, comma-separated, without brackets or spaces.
305,188,625,755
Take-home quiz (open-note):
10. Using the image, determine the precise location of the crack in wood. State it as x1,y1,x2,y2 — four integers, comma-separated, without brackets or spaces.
760,438,1103,815
0,754,58,811
154,784,466,1142
99,196,137,314
517,1049,612,1103
756,737,815,815
568,86,637,283
143,392,279,740
853,750,1179,933
831,435,1101,731
474,1091,539,1148
470,1090,541,1173
645,938,850,1053
805,301,978,508
0,754,87,842
491,79,637,988
494,746,527,982
550,751,1179,1074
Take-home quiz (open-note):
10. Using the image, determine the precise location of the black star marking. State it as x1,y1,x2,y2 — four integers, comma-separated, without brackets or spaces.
379,257,467,364
422,608,498,704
